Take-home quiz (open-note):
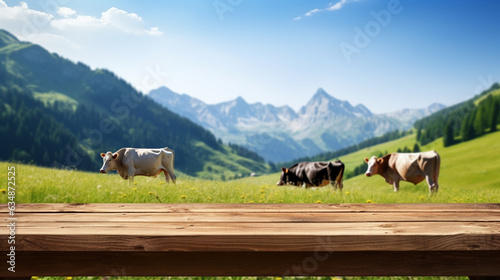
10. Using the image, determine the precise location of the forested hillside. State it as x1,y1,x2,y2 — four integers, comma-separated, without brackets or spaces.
415,83,500,146
0,29,268,178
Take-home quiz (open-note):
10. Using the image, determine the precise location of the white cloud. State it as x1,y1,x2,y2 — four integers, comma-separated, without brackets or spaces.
327,0,347,11
147,26,163,36
57,7,76,18
305,8,320,17
102,7,142,30
0,1,163,38
51,7,164,36
51,15,102,30
0,1,54,34
294,0,356,20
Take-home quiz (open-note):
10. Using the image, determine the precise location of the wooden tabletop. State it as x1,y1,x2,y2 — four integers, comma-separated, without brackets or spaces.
1,203,500,277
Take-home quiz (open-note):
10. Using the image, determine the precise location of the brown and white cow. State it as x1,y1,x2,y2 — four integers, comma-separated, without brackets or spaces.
364,151,440,194
277,161,345,190
100,147,176,185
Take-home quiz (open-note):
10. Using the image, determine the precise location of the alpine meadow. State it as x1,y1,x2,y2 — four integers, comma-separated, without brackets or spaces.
2,128,500,205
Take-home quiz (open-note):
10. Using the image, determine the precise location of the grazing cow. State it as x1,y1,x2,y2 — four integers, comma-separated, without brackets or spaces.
100,147,176,185
364,150,440,194
277,161,345,190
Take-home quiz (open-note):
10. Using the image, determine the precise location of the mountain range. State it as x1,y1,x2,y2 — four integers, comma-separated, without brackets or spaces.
150,87,446,162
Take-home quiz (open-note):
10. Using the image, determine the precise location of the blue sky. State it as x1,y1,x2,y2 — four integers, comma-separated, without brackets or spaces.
1,0,499,113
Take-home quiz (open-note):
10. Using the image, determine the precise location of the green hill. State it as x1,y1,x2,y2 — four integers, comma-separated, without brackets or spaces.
343,129,500,194
0,29,269,179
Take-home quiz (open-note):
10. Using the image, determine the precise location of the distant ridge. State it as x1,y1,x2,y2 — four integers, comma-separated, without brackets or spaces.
149,87,446,162
0,29,20,47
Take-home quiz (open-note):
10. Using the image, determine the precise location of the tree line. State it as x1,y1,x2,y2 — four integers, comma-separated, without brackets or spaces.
227,142,265,163
415,83,500,147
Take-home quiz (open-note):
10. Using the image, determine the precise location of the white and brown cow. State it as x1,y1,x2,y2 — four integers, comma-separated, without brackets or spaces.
364,151,440,194
100,147,176,185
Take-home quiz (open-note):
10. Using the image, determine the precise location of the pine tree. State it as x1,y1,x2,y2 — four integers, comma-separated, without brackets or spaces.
443,121,455,147
460,112,475,141
490,100,499,132
473,103,488,136
413,143,421,153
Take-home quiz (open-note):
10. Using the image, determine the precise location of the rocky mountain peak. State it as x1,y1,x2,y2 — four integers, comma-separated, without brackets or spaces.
299,88,364,119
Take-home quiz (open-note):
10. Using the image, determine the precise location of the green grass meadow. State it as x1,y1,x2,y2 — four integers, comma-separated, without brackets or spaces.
3,130,499,204
1,132,499,280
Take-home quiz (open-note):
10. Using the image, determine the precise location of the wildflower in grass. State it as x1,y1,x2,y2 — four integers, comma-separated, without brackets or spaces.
0,189,6,194
207,197,212,200
32,277,39,280
345,191,350,195
122,194,127,198
191,188,197,191
134,182,137,185
419,195,426,201
148,191,154,195
315,200,323,204
181,195,187,199
66,277,72,280
241,194,246,199
132,188,137,191
366,199,373,203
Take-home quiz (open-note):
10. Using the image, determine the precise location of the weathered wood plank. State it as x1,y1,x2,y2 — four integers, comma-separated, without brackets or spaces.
11,229,500,252
4,203,500,213
9,220,500,235
9,211,500,223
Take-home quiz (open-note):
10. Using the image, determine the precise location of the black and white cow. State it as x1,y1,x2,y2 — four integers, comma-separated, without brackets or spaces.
277,161,345,190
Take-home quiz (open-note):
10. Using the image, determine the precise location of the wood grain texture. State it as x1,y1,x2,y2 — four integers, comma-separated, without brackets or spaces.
1,203,499,277
3,203,500,213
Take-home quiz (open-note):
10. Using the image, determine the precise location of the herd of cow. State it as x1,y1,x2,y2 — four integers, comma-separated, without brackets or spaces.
99,147,441,194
